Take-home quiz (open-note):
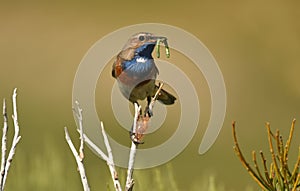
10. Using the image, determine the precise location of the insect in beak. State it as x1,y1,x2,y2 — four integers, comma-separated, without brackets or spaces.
155,37,170,58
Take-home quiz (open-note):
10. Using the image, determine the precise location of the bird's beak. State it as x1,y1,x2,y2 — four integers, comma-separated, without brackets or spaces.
149,36,168,42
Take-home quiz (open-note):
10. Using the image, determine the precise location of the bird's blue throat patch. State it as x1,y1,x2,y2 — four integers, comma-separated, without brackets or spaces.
123,56,154,77
121,42,156,77
135,43,156,58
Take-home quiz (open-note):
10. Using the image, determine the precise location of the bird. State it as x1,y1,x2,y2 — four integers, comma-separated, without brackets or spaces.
112,32,176,117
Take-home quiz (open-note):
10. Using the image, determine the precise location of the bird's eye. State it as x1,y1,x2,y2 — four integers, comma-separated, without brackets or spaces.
138,35,145,41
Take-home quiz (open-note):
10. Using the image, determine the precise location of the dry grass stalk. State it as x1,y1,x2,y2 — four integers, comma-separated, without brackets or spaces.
232,119,300,191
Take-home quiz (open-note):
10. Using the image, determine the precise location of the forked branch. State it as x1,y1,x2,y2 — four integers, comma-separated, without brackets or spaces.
66,84,164,191
0,89,22,191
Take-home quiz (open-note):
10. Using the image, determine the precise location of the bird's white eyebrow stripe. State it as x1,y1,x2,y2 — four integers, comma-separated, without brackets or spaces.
136,57,147,63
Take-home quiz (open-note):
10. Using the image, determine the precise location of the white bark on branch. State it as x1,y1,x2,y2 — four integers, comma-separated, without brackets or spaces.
82,133,109,162
0,100,8,190
64,127,90,191
67,84,163,190
65,102,90,191
0,88,22,191
125,103,141,191
100,122,122,191
73,101,85,159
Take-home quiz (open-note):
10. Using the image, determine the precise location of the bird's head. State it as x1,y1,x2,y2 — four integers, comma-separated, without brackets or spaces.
119,32,167,60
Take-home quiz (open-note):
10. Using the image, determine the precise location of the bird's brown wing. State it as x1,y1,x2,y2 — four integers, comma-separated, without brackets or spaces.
112,56,123,78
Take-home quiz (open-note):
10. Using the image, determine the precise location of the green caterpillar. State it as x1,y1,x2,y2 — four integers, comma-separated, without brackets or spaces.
156,38,170,58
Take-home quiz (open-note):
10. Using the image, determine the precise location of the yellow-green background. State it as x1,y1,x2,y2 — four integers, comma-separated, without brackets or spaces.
0,1,300,190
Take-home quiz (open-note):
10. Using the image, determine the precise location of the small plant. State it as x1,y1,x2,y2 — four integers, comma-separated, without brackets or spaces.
232,119,300,191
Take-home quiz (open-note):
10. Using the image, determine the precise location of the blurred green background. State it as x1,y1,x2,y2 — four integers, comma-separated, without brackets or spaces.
0,0,300,190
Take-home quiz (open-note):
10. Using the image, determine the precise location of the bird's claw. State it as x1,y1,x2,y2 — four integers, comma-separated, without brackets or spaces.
129,131,144,144
145,106,153,117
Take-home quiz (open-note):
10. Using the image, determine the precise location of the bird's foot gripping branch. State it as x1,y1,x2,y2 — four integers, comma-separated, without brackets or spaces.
130,83,165,144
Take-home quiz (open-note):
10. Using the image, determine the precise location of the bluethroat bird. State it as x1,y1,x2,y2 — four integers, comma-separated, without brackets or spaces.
112,32,176,117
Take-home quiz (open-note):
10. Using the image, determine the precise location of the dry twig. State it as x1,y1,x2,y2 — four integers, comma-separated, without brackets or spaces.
65,102,90,191
64,127,90,191
125,103,141,191
0,89,22,191
66,84,164,190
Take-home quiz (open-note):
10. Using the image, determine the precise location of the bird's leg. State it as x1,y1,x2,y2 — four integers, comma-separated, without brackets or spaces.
145,83,164,118
132,101,142,116
145,96,153,117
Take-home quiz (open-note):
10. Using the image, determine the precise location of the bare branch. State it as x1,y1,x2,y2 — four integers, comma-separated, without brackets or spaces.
125,143,136,191
68,84,162,191
148,83,164,114
73,101,85,159
100,122,122,191
75,101,85,159
64,127,90,191
0,88,22,191
266,122,282,182
82,133,109,162
125,104,141,191
252,151,272,189
234,120,299,191
0,99,8,181
291,146,300,182
232,121,271,190
68,104,123,191
284,119,296,162
259,151,272,185
292,173,300,191
0,100,8,191
132,104,141,135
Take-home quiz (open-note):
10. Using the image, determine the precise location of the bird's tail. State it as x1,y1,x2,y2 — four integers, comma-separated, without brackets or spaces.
154,85,176,105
